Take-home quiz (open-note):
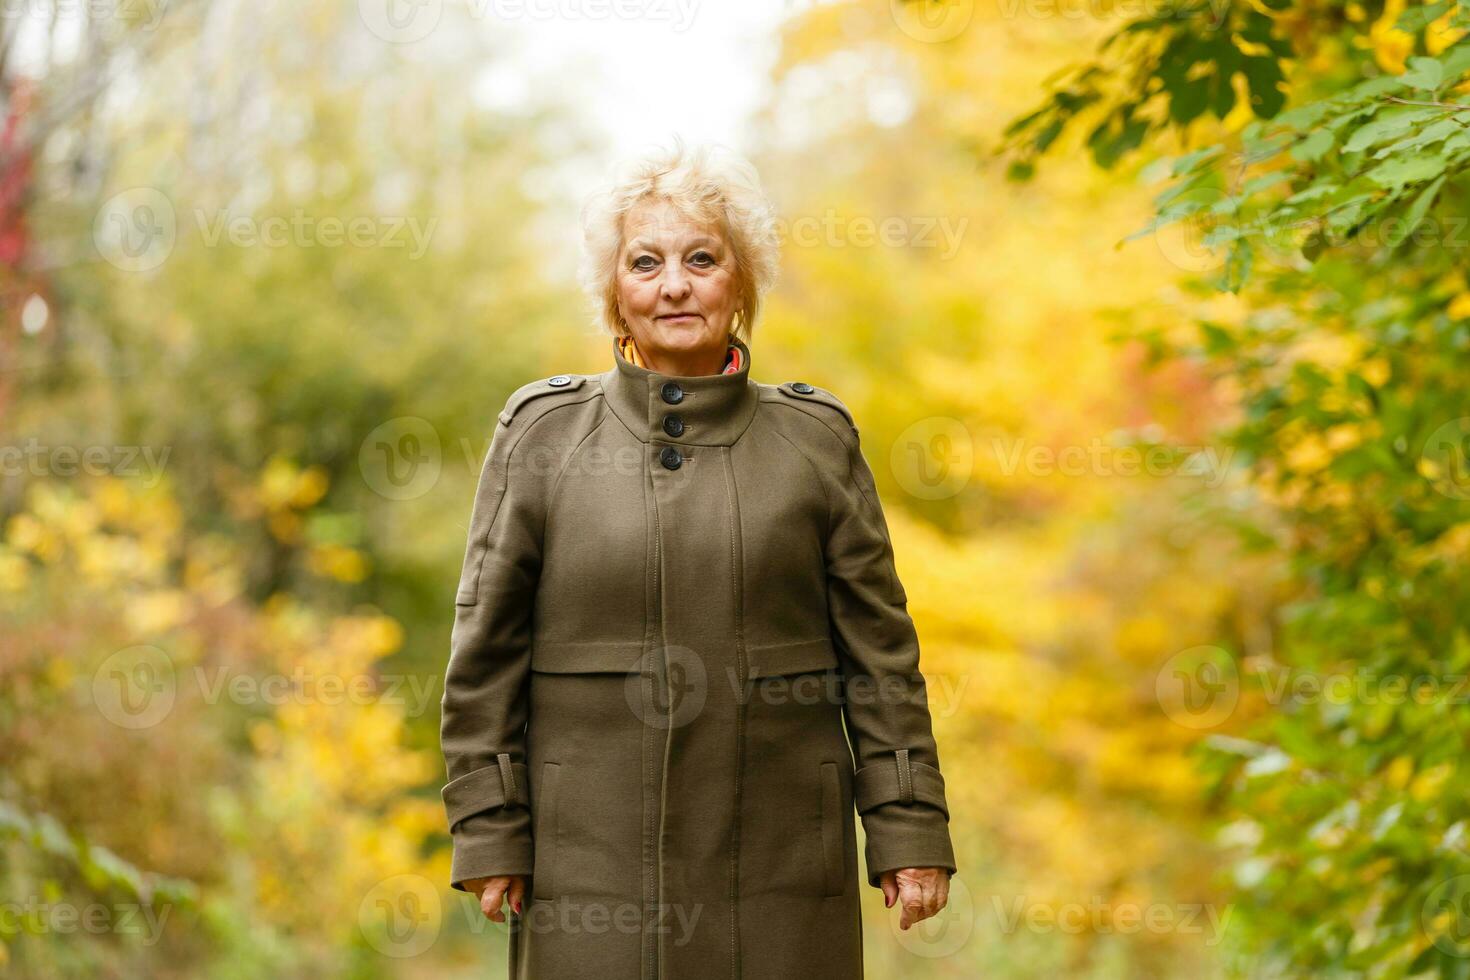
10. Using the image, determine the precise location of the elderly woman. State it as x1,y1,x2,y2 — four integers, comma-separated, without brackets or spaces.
440,139,957,979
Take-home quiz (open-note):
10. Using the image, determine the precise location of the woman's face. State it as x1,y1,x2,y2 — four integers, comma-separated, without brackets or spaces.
615,197,739,360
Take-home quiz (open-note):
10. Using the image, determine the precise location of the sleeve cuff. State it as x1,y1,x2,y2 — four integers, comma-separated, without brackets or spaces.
442,753,529,830
853,749,949,819
449,811,534,892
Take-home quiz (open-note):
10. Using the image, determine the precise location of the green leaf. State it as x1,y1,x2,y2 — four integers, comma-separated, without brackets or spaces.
1243,56,1287,118
1292,129,1335,162
1366,154,1448,188
1170,145,1223,177
1402,56,1446,90
1276,102,1331,131
1440,38,1470,78
1341,109,1440,153
1397,0,1452,31
1401,173,1447,235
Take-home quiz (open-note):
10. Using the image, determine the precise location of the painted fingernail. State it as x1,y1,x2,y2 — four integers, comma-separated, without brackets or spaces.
513,899,522,914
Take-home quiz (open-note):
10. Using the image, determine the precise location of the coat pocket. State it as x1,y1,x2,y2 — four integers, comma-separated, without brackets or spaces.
532,761,561,900
818,761,845,898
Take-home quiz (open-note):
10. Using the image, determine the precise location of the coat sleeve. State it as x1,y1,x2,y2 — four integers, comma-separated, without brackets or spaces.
823,419,958,888
439,410,545,892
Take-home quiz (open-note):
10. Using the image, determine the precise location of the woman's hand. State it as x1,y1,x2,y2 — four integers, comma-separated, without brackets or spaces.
879,867,950,930
462,875,527,922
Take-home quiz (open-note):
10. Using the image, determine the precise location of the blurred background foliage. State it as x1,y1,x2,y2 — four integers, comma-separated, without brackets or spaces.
3,0,1469,976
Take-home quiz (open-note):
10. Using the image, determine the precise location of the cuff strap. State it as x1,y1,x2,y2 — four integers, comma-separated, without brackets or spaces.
443,752,529,830
854,750,949,820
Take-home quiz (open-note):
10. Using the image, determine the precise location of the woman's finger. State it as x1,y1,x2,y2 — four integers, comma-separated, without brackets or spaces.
508,875,526,916
915,871,939,924
898,875,925,930
481,879,509,922
879,870,899,909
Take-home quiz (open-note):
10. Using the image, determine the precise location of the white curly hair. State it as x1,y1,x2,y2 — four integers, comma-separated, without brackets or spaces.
577,136,781,344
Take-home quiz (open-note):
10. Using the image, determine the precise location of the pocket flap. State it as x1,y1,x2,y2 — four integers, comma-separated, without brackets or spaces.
745,637,839,679
531,641,648,674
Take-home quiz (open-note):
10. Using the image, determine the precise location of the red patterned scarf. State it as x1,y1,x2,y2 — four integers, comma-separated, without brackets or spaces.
619,333,742,375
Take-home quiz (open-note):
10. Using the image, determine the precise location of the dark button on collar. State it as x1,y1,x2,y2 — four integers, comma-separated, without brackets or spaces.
661,381,685,404
548,374,571,386
659,446,683,470
790,381,814,394
663,414,685,437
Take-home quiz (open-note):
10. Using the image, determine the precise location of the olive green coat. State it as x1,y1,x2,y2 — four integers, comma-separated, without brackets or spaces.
440,335,957,979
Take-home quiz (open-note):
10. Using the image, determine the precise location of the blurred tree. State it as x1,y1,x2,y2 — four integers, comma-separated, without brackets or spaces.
999,0,1470,972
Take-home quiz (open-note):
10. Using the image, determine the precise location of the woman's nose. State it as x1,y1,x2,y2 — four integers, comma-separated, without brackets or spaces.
661,266,691,299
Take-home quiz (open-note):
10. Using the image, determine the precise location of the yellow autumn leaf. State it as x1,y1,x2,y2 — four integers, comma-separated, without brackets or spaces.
1448,292,1470,319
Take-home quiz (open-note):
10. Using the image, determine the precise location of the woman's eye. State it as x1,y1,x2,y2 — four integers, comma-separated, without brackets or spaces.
632,256,657,271
690,252,714,266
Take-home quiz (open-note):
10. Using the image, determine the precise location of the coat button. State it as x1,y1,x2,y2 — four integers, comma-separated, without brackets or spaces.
662,414,685,437
548,374,571,386
791,381,814,393
659,446,683,470
661,381,684,404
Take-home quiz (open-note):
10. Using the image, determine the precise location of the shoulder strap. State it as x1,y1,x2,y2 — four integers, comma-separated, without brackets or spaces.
775,381,857,433
498,374,588,426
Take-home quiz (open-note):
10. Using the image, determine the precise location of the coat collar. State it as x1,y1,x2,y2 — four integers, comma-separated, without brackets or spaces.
600,333,759,447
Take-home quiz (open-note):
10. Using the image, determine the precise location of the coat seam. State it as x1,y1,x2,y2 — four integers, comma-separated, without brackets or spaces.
767,422,836,546
469,390,600,600
722,448,747,980
543,402,612,544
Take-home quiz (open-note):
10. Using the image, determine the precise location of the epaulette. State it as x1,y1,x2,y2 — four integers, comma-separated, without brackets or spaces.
498,374,588,426
775,381,857,434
